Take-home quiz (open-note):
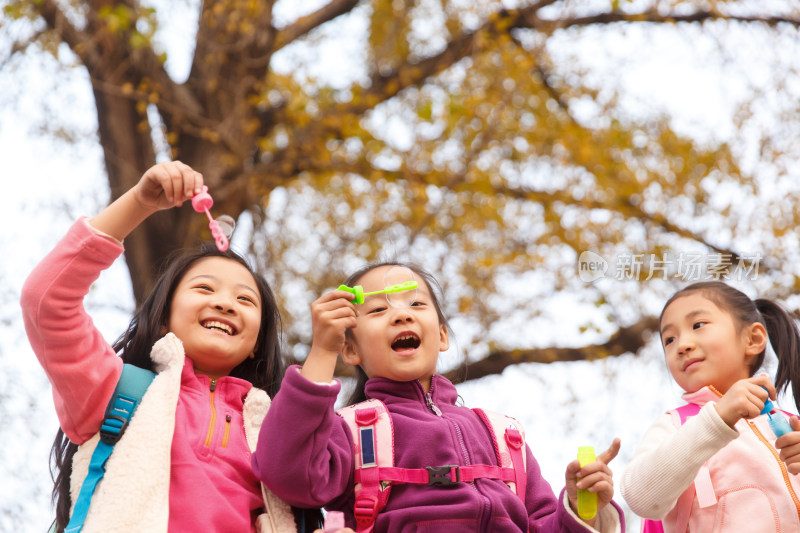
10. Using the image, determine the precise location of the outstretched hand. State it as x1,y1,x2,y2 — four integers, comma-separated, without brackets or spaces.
565,438,621,526
89,161,205,242
134,160,205,211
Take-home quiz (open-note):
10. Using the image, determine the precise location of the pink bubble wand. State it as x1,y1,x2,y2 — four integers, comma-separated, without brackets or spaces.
191,186,229,251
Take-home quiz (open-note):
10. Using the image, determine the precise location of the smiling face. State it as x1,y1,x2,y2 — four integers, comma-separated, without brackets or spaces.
660,293,764,394
167,257,262,380
342,265,449,392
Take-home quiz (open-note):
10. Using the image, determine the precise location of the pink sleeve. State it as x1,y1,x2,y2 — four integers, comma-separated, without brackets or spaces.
20,218,125,443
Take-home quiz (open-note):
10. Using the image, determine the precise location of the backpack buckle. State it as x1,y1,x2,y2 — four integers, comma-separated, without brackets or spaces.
99,414,130,444
353,494,380,526
426,465,459,486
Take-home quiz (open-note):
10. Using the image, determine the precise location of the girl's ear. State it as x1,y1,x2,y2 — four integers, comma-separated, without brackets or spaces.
341,338,362,367
745,321,768,357
439,324,450,352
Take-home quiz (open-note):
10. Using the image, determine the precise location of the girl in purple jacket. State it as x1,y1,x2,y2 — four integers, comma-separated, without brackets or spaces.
253,262,625,533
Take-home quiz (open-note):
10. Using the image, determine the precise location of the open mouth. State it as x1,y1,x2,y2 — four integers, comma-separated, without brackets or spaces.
391,333,420,351
202,320,236,336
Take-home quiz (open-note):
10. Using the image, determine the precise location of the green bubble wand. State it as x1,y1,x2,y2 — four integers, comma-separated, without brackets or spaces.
337,280,418,305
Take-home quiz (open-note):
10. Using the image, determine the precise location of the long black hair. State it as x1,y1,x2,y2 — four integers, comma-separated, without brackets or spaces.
343,261,452,406
49,246,290,532
660,281,800,412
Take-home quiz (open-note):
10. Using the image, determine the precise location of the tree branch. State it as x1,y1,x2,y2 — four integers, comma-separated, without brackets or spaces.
283,316,660,382
320,6,800,122
273,0,362,50
442,316,659,383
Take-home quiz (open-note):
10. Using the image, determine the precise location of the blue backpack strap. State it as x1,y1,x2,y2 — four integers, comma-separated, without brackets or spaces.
65,364,155,533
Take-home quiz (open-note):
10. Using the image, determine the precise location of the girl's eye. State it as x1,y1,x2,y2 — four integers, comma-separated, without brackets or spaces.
196,284,213,292
368,306,387,314
238,295,256,304
693,321,706,330
411,301,425,307
663,336,674,346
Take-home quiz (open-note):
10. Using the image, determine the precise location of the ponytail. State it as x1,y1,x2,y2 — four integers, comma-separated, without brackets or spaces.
756,299,800,413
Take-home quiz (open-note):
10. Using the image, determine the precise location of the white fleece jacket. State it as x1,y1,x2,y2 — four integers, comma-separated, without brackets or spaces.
70,333,297,533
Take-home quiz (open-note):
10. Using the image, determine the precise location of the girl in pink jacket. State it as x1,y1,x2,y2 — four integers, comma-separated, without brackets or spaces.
621,281,800,532
21,162,317,533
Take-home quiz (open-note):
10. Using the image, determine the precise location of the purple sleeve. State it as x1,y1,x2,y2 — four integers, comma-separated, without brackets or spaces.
252,366,356,508
525,447,625,532
20,218,124,443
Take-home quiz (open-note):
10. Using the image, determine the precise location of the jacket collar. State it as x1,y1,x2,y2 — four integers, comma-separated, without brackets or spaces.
682,385,722,407
364,374,458,407
152,332,253,407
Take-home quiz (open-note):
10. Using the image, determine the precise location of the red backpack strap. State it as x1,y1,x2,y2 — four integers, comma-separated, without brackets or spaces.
472,408,527,503
337,399,394,533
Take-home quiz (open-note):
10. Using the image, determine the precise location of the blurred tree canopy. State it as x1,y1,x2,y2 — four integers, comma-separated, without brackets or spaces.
3,0,800,379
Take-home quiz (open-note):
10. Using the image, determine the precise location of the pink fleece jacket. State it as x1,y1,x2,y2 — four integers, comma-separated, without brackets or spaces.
621,386,800,531
20,218,290,532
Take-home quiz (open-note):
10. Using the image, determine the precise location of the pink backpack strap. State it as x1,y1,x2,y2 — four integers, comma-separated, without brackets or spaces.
640,518,664,533
662,402,710,533
671,403,716,508
337,401,528,531
672,402,700,424
337,399,394,533
472,408,527,503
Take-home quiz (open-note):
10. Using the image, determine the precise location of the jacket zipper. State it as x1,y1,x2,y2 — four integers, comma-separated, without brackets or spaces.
222,414,231,448
423,379,492,527
424,379,443,416
748,420,800,521
425,392,443,416
204,378,217,447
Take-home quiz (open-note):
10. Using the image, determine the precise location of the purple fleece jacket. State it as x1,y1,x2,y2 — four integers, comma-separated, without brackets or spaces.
253,366,623,532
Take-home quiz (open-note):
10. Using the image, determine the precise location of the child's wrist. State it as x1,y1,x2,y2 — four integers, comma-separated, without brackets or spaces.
301,347,339,383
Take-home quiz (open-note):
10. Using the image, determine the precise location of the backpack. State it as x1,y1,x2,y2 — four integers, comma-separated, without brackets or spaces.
58,363,324,533
64,364,155,533
336,398,527,533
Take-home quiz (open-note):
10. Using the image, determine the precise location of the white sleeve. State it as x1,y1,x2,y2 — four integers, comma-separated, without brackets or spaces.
619,403,738,520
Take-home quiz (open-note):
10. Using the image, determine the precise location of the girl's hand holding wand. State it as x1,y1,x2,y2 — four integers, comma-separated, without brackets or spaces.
777,416,800,474
90,161,204,241
565,438,621,528
301,289,358,383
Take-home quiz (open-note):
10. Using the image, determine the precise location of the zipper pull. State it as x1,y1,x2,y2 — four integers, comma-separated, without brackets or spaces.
210,378,217,392
426,393,442,416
